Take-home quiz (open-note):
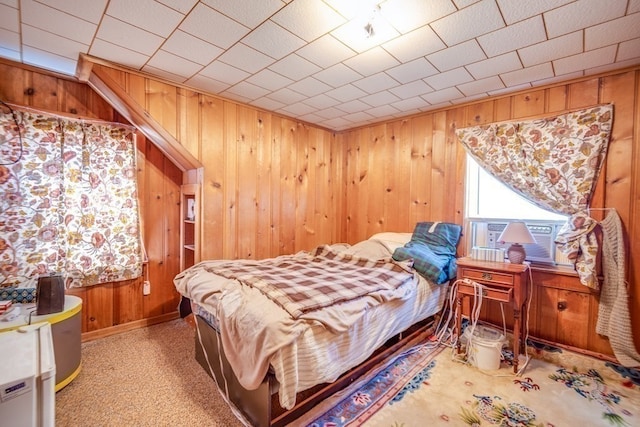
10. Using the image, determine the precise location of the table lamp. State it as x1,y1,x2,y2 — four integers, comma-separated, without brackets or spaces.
498,221,536,264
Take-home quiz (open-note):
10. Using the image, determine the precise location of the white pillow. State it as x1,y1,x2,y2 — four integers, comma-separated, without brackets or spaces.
366,232,413,254
368,232,412,245
340,240,392,259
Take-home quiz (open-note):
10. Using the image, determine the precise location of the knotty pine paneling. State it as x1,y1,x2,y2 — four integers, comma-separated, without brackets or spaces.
101,59,343,260
340,67,640,358
0,59,182,336
275,117,298,255
178,88,201,161
140,137,182,319
200,95,225,261
407,115,433,227
4,57,640,358
512,89,546,118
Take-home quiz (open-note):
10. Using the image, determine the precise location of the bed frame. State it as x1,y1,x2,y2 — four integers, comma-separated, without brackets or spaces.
193,313,436,427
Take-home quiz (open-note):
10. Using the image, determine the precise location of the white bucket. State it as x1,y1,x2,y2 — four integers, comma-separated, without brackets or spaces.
463,325,507,370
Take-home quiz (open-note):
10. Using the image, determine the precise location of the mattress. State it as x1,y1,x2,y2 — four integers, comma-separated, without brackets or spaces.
174,232,449,409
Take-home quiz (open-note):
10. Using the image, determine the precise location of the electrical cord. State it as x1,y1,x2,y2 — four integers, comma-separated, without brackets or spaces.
481,267,534,378
513,266,535,376
459,278,486,366
420,278,485,365
438,275,533,377
27,307,37,325
391,277,470,360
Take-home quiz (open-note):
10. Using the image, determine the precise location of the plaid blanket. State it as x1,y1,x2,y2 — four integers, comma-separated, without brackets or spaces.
203,245,416,319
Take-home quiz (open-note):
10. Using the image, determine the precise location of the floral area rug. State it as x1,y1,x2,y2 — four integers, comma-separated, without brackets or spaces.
294,338,640,426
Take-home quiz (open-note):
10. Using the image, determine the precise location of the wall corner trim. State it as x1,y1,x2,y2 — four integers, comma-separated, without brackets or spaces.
76,55,202,172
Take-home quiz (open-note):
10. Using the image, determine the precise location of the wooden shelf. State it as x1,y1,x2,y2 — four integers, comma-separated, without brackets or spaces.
180,184,200,271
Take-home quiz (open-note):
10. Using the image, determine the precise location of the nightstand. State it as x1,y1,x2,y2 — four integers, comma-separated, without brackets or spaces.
455,257,530,373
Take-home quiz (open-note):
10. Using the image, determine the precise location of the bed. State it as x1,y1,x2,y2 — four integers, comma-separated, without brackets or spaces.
174,224,461,426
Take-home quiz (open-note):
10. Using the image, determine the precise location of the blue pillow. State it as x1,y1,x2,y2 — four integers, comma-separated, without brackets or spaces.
392,222,462,284
392,242,450,284
410,222,462,254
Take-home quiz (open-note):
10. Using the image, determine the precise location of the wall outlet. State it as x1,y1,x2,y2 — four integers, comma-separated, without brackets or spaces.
143,280,151,295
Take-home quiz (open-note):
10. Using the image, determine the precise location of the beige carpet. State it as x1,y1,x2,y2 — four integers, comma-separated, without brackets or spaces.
55,319,242,427
57,319,640,427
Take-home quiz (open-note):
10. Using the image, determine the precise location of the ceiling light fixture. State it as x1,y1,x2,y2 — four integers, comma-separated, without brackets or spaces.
364,21,375,38
362,2,381,38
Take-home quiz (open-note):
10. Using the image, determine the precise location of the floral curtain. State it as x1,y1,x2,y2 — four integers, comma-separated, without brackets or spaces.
455,104,613,289
0,105,143,289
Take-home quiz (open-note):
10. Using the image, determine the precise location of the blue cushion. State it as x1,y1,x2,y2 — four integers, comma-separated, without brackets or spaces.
410,222,462,254
393,242,451,284
392,222,462,284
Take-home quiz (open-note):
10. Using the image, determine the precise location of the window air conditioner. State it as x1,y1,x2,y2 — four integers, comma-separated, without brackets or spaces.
470,220,570,265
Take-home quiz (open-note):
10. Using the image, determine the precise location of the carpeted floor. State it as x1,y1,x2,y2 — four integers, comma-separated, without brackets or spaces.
56,319,640,427
55,319,242,427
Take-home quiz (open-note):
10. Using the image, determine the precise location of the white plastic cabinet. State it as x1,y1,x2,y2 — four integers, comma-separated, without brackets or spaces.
0,323,56,427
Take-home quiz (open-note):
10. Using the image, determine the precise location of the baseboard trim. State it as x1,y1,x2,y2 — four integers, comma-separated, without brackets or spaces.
527,335,617,363
81,312,180,342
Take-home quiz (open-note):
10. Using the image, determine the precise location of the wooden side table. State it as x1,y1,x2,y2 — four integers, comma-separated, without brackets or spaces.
455,257,530,373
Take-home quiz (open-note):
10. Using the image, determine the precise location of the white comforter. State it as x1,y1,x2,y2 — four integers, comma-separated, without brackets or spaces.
174,233,448,409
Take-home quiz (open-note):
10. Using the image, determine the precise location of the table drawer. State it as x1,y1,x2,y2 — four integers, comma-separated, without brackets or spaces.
459,268,514,286
457,280,512,303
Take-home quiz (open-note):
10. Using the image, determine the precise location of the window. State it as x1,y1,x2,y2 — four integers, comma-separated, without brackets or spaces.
466,156,567,221
465,155,569,265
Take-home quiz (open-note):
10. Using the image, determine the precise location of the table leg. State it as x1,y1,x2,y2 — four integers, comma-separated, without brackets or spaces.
456,294,463,353
513,307,521,373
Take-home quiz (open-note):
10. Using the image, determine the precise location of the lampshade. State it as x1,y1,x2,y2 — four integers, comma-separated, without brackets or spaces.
498,222,536,264
498,222,536,244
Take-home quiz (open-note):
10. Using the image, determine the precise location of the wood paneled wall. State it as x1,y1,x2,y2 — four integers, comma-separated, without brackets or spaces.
0,60,182,337
2,57,639,358
338,110,464,241
91,63,342,261
337,67,640,356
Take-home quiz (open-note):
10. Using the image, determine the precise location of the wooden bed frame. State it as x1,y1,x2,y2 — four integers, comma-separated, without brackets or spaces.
193,313,436,427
